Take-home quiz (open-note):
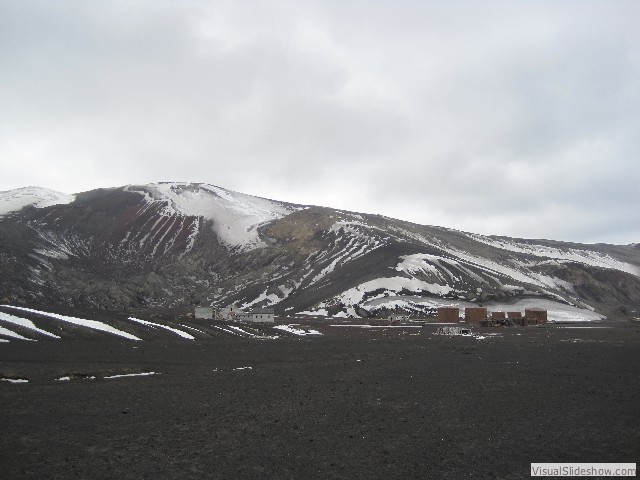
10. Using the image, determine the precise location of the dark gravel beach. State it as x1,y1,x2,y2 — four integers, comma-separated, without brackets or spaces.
1,322,639,479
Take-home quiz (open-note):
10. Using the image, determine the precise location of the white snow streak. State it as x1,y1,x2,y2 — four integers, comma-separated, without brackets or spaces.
465,233,640,277
0,325,34,341
0,312,60,338
273,324,322,336
2,306,141,341
128,317,195,340
104,372,159,379
1,378,29,384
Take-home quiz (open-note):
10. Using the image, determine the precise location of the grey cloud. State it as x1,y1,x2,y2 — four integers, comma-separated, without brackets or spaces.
1,1,639,243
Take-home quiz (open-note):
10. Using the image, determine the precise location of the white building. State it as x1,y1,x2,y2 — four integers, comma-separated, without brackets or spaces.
194,307,213,319
219,305,243,321
221,306,275,323
246,308,275,323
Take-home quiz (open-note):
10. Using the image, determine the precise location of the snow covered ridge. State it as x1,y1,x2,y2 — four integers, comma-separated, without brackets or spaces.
0,187,75,217
125,182,304,252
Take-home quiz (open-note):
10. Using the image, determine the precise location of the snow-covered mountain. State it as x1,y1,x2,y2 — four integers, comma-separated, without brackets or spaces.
0,182,638,320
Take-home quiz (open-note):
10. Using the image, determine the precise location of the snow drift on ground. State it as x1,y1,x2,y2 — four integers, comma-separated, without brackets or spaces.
273,324,322,336
128,317,194,340
2,306,141,340
0,311,61,338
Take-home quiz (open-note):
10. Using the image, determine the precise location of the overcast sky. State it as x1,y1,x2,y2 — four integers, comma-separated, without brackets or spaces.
1,1,639,244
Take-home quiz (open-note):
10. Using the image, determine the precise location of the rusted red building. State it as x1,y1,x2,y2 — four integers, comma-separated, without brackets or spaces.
525,308,548,324
465,307,488,323
437,307,460,322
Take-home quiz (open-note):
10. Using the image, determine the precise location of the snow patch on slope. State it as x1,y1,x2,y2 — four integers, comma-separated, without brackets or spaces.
126,183,301,251
466,233,640,277
396,254,442,277
399,249,576,292
327,276,453,308
0,187,75,216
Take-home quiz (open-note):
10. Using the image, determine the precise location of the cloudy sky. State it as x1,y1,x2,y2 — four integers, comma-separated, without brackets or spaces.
1,1,639,244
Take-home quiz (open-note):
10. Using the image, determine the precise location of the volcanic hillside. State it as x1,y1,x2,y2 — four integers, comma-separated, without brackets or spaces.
0,182,639,320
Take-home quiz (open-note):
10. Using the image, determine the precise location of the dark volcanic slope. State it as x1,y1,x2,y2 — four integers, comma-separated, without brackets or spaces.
0,183,639,319
1,325,639,479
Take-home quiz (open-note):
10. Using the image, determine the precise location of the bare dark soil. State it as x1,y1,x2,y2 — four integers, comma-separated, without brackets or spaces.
1,322,639,479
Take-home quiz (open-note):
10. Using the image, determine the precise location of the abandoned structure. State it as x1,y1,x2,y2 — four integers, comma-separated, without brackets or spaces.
218,305,275,323
464,307,488,323
435,326,472,336
235,308,275,323
192,305,275,323
525,308,547,324
463,306,548,326
389,314,408,323
437,307,460,322
219,305,243,321
194,307,213,319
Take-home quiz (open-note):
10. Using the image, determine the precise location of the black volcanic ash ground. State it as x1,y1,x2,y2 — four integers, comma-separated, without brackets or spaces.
1,323,639,479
